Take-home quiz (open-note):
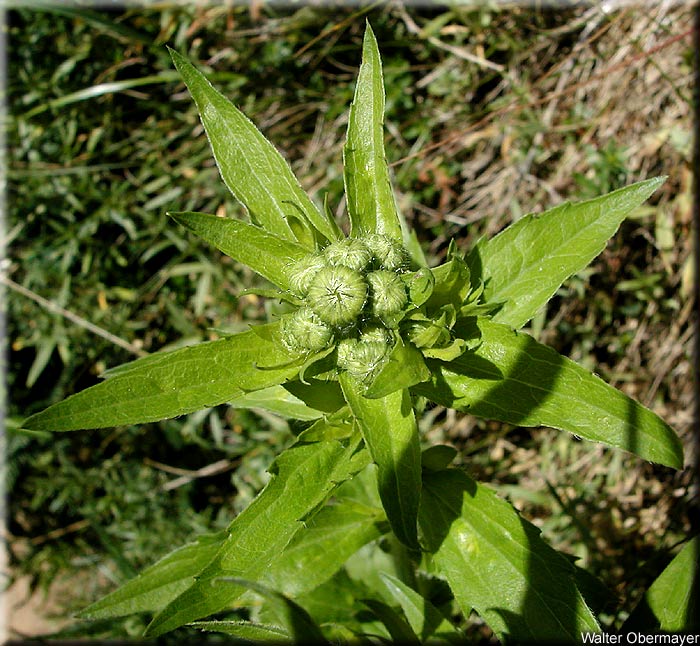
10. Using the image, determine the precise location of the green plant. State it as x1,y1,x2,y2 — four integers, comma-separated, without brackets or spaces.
20,24,692,642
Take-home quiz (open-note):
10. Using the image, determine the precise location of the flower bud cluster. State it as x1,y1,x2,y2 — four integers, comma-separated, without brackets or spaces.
281,235,411,377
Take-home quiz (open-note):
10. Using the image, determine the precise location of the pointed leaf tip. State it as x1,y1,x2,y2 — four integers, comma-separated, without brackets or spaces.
168,48,340,246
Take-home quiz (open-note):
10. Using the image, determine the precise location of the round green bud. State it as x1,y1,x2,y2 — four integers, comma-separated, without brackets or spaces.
336,337,360,370
367,270,408,320
366,234,407,271
336,330,390,378
359,325,393,346
280,307,333,353
322,238,372,272
307,266,367,327
288,254,326,296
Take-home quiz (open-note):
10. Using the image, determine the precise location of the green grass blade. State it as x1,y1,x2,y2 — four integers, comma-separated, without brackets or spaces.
343,23,403,241
420,469,600,642
470,177,666,329
340,374,421,549
21,325,300,431
169,48,340,246
415,318,683,469
168,211,310,292
18,4,153,44
24,72,186,119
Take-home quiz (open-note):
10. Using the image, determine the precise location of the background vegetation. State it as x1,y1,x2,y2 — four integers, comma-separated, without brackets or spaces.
6,2,695,641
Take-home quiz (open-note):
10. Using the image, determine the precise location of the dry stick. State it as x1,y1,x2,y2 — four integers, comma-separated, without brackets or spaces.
160,459,235,492
391,26,694,169
1,275,147,358
29,519,90,546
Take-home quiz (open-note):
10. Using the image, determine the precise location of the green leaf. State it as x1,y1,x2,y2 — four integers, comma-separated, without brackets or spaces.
426,246,471,311
291,570,382,639
415,318,683,469
228,385,323,421
333,462,383,509
265,499,386,597
469,177,666,329
623,536,700,632
419,469,600,641
192,620,289,641
297,411,354,443
77,530,227,620
365,337,431,399
24,70,204,119
283,379,346,415
340,375,421,549
168,48,340,246
145,433,370,636
421,445,458,472
361,598,420,644
404,267,435,307
218,578,329,644
168,211,310,292
379,573,463,642
343,23,402,241
422,337,468,361
21,325,301,432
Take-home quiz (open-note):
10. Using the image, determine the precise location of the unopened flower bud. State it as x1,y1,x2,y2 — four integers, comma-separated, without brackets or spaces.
322,238,372,272
280,307,333,353
288,254,327,296
307,266,367,326
367,270,407,320
366,234,407,271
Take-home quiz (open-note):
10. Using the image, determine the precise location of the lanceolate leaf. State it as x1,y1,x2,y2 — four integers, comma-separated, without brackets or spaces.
228,385,324,421
169,48,340,246
78,530,227,620
343,23,403,241
419,469,600,641
469,177,666,329
283,378,347,415
365,337,430,399
168,211,310,292
427,249,471,310
379,573,463,643
362,599,420,644
623,536,700,632
415,318,683,469
218,578,329,644
21,324,300,432
145,432,370,636
265,499,386,597
340,374,421,549
192,621,290,641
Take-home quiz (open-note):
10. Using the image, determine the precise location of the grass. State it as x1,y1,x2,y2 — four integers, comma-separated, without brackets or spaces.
6,3,694,639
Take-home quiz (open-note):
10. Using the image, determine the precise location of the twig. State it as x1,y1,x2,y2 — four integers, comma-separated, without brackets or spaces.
1,275,147,357
29,519,90,546
145,458,236,492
